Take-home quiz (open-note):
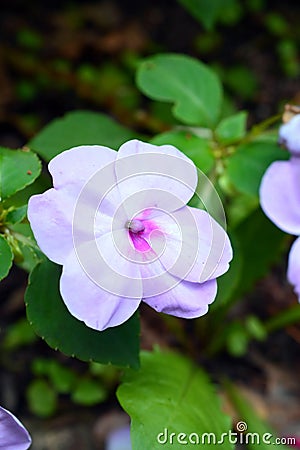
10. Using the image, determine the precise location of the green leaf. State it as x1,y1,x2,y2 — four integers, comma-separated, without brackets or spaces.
3,318,37,350
0,147,41,200
48,360,77,394
233,209,287,298
245,316,267,341
215,112,247,145
226,140,288,196
227,192,259,228
32,359,77,394
26,379,57,418
265,304,300,333
89,361,119,384
0,234,13,281
137,54,223,127
177,0,239,30
9,222,44,272
117,350,233,449
25,259,140,368
5,205,27,224
29,110,136,162
225,381,287,450
212,232,242,309
71,378,107,405
4,172,51,208
226,321,249,356
151,130,214,173
224,66,258,100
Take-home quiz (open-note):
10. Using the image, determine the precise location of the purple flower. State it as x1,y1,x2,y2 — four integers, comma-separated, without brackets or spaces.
106,425,132,450
260,116,300,298
0,406,31,449
278,114,300,155
28,140,232,331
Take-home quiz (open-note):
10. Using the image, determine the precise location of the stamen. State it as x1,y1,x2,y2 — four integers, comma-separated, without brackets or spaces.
125,218,145,234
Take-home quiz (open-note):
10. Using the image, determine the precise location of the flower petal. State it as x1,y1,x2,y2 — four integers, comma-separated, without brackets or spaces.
260,159,300,235
28,163,123,265
49,145,117,193
106,425,132,450
141,207,232,283
287,236,300,299
0,406,31,450
139,253,217,318
60,232,142,330
143,270,217,318
115,140,198,217
28,188,74,264
279,114,300,155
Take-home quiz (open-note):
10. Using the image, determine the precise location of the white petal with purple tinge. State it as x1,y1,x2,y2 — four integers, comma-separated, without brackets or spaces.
115,140,198,215
28,188,74,265
287,236,300,300
0,406,31,450
60,248,142,331
260,159,300,235
279,115,300,155
49,145,117,192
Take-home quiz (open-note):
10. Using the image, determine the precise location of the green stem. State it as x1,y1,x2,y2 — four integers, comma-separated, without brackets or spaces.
264,304,300,333
11,231,41,253
241,113,282,145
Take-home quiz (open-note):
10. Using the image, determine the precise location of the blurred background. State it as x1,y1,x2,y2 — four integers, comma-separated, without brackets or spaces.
1,0,300,448
1,0,300,149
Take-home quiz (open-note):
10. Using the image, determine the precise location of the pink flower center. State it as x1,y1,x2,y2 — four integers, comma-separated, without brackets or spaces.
125,217,155,253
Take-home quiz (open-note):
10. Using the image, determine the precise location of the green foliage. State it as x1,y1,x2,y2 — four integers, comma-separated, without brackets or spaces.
89,362,119,386
71,378,107,405
226,140,288,197
265,12,288,36
151,130,214,173
225,381,287,450
224,66,258,100
5,205,28,225
117,350,233,449
226,321,249,356
232,209,287,298
212,232,242,309
245,315,267,341
137,54,223,127
177,0,240,30
194,31,221,54
3,318,37,350
27,379,57,418
0,147,41,200
28,356,114,414
32,359,77,394
4,172,50,209
29,357,115,411
225,317,266,357
8,222,44,272
16,28,43,50
29,111,136,161
265,304,300,333
0,234,13,281
226,193,258,228
25,259,140,368
215,112,247,145
246,0,266,12
277,39,300,78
